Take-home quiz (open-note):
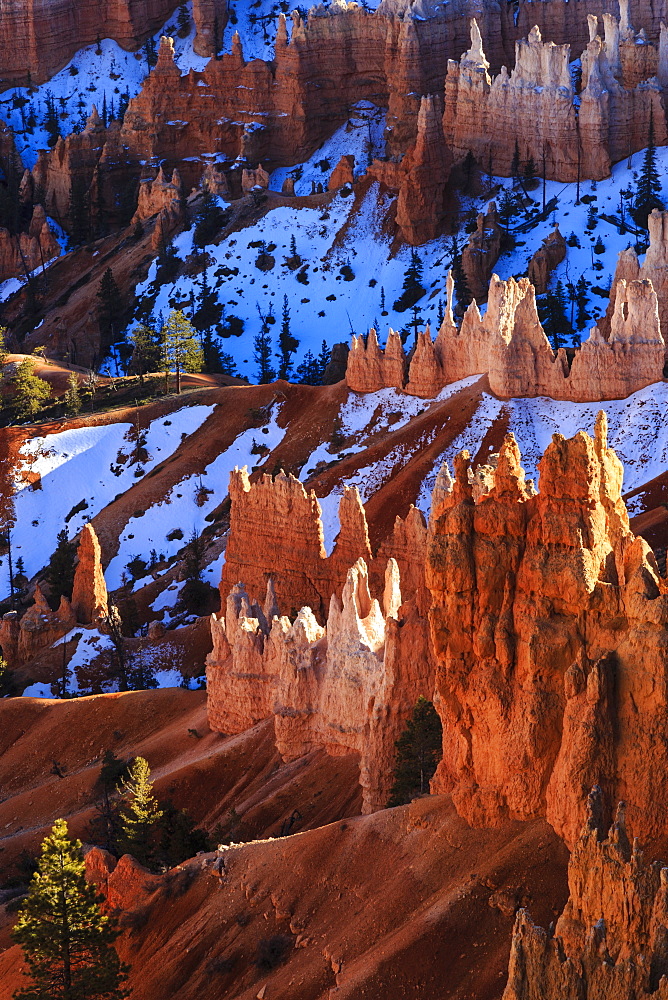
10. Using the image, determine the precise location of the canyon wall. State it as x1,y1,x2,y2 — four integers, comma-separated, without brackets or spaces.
0,0,227,88
346,267,665,402
442,13,666,183
503,786,668,999
209,416,668,850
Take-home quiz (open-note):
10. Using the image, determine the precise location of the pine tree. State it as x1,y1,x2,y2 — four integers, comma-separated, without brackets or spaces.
316,340,331,383
449,236,472,313
12,819,129,1000
0,325,8,365
12,358,51,421
393,248,425,312
119,758,163,869
160,310,204,394
43,91,60,148
127,323,161,382
634,107,664,227
278,295,299,379
253,309,275,384
97,269,121,343
88,751,129,855
294,350,319,384
45,529,76,605
510,139,520,183
177,4,190,33
575,274,589,329
387,697,443,807
64,372,81,416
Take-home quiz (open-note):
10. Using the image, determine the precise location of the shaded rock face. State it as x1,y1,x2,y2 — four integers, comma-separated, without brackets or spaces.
71,523,108,626
346,270,665,402
0,206,60,283
443,14,666,184
603,209,668,355
427,418,668,851
527,226,566,294
395,95,452,244
0,0,225,88
503,787,668,1000
461,201,504,301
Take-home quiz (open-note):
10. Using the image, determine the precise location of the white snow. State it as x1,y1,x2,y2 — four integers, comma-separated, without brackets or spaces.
416,383,668,517
0,403,216,599
104,402,285,588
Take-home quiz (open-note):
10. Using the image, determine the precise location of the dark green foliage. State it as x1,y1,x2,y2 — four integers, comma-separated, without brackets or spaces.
45,530,76,605
158,801,209,868
12,819,129,1000
634,108,664,228
387,697,443,807
88,751,130,855
449,236,472,312
42,91,60,148
179,528,215,613
575,274,589,329
154,243,180,286
128,323,162,381
278,294,298,379
393,248,425,312
193,191,227,248
539,280,572,349
97,269,121,342
253,308,275,384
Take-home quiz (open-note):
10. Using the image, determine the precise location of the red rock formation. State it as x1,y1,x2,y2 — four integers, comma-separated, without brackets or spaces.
16,586,75,666
504,787,668,1000
240,164,269,193
427,417,668,850
395,95,451,245
443,15,667,184
0,206,60,283
461,201,504,301
346,329,405,393
133,166,183,222
604,209,668,350
327,154,355,191
71,523,108,626
192,0,228,58
347,270,665,402
527,226,566,294
208,556,433,812
0,0,184,88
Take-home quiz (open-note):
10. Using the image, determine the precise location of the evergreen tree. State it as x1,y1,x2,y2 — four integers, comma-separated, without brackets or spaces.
393,248,425,312
179,528,212,614
67,177,89,250
278,294,298,379
192,190,226,248
12,818,128,1000
43,91,60,148
45,529,76,605
634,107,664,227
462,150,476,194
64,372,81,416
387,697,443,807
523,155,537,189
97,268,121,345
160,310,204,394
0,325,9,365
103,606,129,692
119,758,163,869
158,802,209,868
12,358,51,421
449,236,472,313
253,309,276,384
127,323,161,382
294,350,319,384
177,4,190,33
88,751,130,855
316,340,330,382
575,274,589,329
510,139,520,182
